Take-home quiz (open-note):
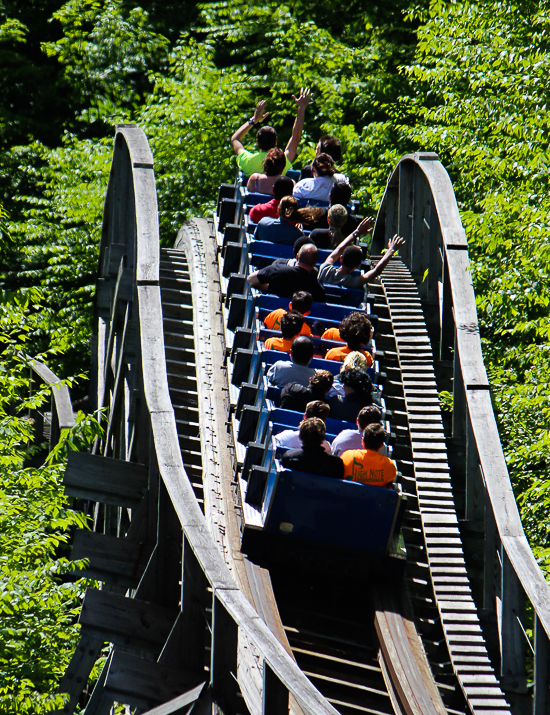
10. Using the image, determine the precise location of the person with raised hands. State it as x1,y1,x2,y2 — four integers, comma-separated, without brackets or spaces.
230,89,312,177
318,218,405,290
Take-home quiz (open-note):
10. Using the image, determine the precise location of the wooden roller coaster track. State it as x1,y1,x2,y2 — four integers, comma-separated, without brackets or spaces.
46,127,550,715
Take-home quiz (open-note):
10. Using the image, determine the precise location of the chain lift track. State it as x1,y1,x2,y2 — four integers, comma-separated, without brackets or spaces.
53,128,550,715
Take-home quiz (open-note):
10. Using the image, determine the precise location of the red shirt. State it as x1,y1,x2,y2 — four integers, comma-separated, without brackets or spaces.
249,198,280,223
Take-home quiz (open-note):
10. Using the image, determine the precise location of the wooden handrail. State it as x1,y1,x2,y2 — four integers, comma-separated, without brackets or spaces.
373,152,550,710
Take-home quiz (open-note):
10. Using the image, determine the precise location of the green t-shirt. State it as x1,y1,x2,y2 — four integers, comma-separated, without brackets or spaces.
236,149,293,177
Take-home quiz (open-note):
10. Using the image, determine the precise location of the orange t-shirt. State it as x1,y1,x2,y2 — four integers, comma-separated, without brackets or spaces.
325,345,373,366
321,327,342,342
341,449,396,487
264,308,311,336
264,336,294,352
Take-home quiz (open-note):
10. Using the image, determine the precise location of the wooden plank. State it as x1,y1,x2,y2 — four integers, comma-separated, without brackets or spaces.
103,651,200,711
79,588,177,654
56,635,103,714
139,682,207,715
64,451,147,508
71,529,149,587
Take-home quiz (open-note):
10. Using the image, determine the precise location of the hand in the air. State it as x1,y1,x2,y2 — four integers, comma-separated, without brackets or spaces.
292,88,312,111
253,100,269,123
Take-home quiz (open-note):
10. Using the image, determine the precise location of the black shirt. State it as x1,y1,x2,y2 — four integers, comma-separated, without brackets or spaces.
256,262,326,302
305,210,359,235
308,228,331,249
328,392,372,422
279,383,329,412
281,447,344,479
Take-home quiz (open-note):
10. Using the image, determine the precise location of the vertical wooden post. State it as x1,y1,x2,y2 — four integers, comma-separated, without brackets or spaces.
211,593,240,714
439,251,454,362
465,414,484,523
383,187,399,249
500,548,527,692
263,662,289,715
411,167,431,287
180,536,210,682
534,615,550,715
483,496,499,615
452,336,466,441
398,163,414,269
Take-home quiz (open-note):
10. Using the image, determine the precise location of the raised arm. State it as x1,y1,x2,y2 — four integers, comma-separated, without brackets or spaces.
324,216,375,266
284,88,312,163
231,100,269,155
359,235,405,285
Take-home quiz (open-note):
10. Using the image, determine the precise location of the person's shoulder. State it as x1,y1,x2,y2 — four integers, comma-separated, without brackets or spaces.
258,215,277,225
281,448,302,463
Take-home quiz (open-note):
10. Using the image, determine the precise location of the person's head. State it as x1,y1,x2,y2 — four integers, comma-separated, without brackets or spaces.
362,423,386,451
257,126,277,151
299,164,313,181
298,417,326,449
312,153,335,178
279,195,299,221
290,291,313,315
296,243,319,269
263,147,286,177
339,312,373,351
273,175,294,201
327,204,348,249
317,135,342,163
292,235,311,257
280,310,304,340
330,181,352,207
290,336,314,366
309,370,334,395
341,351,369,373
341,246,363,271
304,400,330,421
340,368,373,403
357,405,382,431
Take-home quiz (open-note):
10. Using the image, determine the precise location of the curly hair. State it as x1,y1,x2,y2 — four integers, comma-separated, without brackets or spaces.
341,351,369,373
312,153,336,177
340,368,373,403
263,147,286,177
339,312,373,351
309,370,334,394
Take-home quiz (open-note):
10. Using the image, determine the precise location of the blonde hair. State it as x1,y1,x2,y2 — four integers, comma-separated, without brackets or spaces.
327,204,348,248
340,351,369,372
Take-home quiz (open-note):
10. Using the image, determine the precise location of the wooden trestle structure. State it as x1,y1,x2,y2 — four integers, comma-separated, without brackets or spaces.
37,127,550,714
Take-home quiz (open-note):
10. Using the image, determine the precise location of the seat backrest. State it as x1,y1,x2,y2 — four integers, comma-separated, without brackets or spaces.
244,191,273,206
269,407,356,433
262,469,400,555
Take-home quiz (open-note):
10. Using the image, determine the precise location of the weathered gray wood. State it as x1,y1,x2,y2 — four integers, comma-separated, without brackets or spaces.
211,594,239,712
103,651,199,711
56,635,103,714
79,588,177,654
534,615,550,715
64,451,147,507
500,549,527,692
466,416,484,522
70,529,148,587
29,357,75,429
139,683,207,715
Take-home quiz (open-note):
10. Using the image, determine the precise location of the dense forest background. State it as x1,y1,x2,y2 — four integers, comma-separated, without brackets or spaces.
2,0,550,710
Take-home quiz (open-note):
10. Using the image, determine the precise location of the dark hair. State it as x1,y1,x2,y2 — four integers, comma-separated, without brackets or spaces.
290,336,314,365
341,245,363,269
299,417,326,448
280,310,304,339
357,405,382,431
293,235,311,257
263,147,286,177
330,181,352,206
339,312,373,351
273,175,294,201
312,153,335,178
299,164,313,181
305,400,330,420
291,291,313,314
257,126,277,151
340,368,373,403
309,370,334,394
279,196,324,224
318,135,342,162
363,423,386,451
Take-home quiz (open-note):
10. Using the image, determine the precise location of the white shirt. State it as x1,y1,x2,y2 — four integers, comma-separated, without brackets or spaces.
293,176,336,202
273,429,332,453
331,428,387,457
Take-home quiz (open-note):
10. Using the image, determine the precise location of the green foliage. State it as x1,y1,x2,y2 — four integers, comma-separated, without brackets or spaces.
0,295,101,713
